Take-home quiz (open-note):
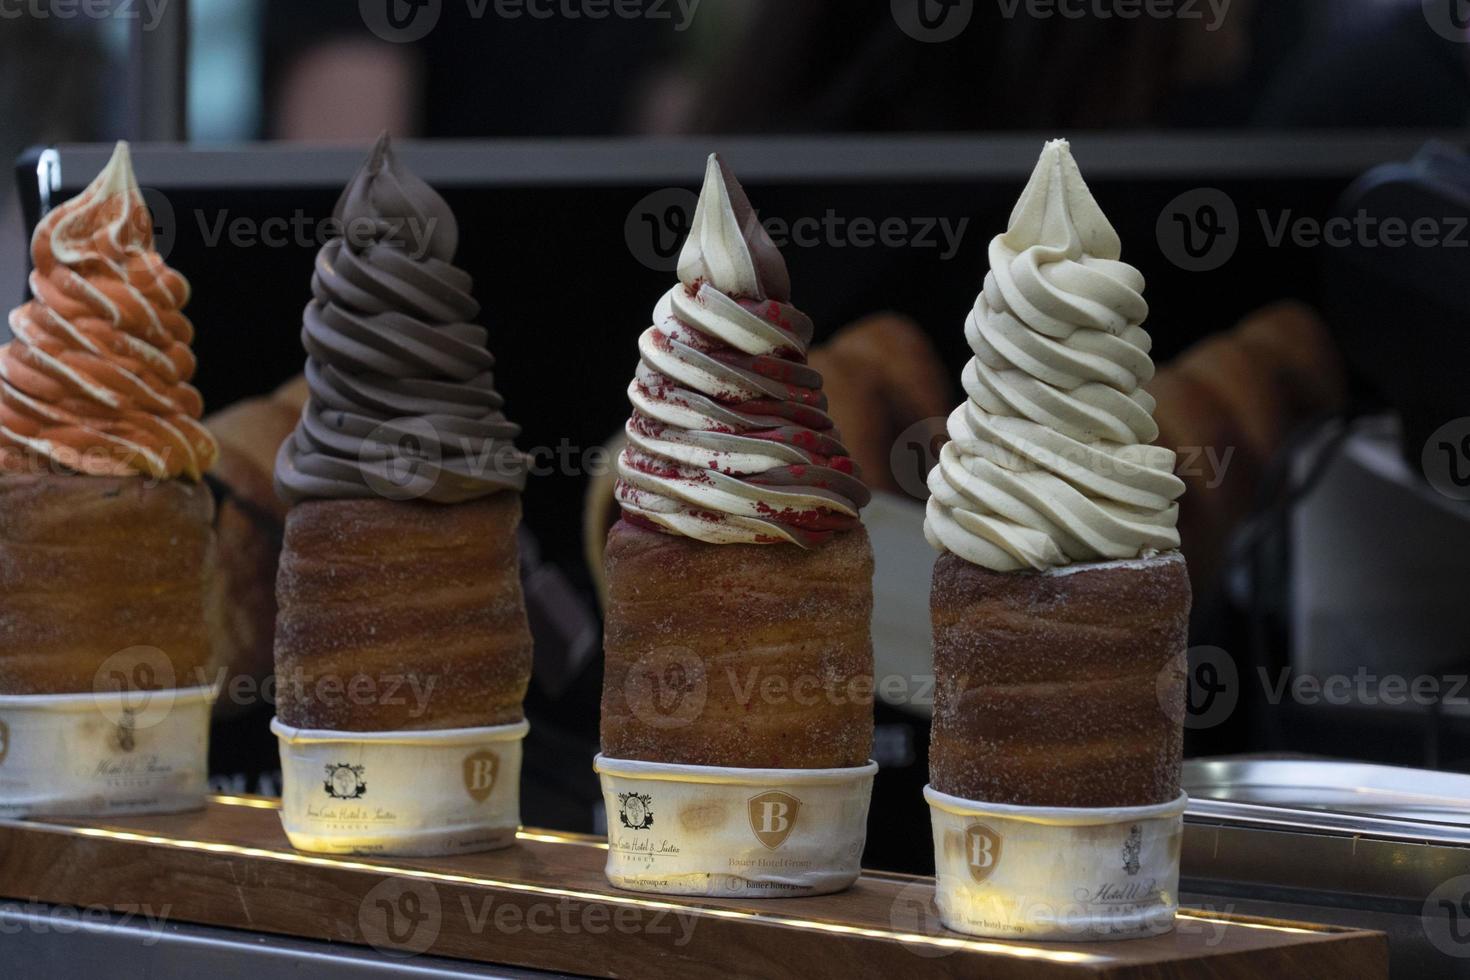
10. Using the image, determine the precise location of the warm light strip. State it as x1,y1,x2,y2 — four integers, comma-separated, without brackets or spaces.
210,795,280,810
514,830,608,849
29,823,1100,963
1176,912,1321,936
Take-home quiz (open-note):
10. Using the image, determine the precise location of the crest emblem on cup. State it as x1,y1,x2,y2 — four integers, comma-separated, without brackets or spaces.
0,718,8,766
463,750,499,803
964,823,1003,883
325,763,368,800
618,791,654,830
113,709,138,753
1122,824,1143,876
747,791,801,850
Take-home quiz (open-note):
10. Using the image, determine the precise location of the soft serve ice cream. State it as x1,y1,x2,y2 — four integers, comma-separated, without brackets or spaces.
616,154,870,546
0,142,216,480
924,139,1183,572
275,134,525,505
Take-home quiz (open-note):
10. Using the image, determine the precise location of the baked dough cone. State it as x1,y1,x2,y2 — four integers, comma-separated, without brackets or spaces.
275,494,531,731
0,475,214,695
598,156,875,898
923,141,1189,940
0,143,218,817
268,135,531,856
930,551,1189,807
601,519,873,769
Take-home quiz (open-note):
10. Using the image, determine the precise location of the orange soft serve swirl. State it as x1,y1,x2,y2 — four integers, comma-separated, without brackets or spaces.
0,142,215,480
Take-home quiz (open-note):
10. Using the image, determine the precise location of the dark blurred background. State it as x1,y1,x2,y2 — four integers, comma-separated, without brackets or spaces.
6,0,1470,288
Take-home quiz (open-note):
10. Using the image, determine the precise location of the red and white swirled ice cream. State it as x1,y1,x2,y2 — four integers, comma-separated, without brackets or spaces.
615,155,870,547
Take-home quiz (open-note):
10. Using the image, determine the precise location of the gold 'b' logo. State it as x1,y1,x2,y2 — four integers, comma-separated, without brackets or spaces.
462,751,499,802
964,823,1003,882
0,718,8,767
747,791,801,850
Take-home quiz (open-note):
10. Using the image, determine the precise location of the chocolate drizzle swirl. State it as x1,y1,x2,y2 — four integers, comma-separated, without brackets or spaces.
276,134,525,505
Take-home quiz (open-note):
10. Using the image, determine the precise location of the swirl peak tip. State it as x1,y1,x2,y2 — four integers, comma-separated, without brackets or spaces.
366,131,394,171
1004,138,1121,259
333,132,458,262
678,153,791,302
90,141,139,200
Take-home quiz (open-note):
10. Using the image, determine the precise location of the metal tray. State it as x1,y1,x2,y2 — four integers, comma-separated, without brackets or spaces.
1180,758,1470,975
1184,759,1470,830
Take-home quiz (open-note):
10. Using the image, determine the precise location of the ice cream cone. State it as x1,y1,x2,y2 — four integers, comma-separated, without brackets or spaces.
598,155,876,897
0,142,219,817
269,134,532,856
923,140,1190,940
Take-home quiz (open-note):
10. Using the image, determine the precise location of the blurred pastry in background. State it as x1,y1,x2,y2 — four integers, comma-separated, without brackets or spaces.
807,312,954,497
1148,300,1346,593
203,375,307,717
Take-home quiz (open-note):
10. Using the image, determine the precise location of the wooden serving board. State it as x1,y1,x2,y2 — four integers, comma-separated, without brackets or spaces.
0,796,1386,979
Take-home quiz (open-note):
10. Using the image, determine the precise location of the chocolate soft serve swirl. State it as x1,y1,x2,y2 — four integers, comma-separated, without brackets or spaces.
0,142,216,480
925,140,1183,572
616,154,869,547
276,134,525,505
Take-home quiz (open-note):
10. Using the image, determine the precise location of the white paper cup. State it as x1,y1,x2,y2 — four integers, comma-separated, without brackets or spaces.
925,786,1187,941
272,717,528,857
595,754,877,898
0,685,216,818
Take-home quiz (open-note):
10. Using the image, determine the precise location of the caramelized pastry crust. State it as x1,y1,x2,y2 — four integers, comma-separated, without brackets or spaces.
274,493,531,731
601,519,874,769
0,474,215,694
929,550,1190,807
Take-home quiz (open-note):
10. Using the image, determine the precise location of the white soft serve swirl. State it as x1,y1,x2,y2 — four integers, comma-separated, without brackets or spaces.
924,139,1183,572
616,154,868,546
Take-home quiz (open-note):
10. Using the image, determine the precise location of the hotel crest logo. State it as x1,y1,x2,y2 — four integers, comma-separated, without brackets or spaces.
112,708,138,754
462,750,499,803
1122,825,1143,876
748,791,801,850
964,823,1003,883
618,792,654,830
325,763,368,800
